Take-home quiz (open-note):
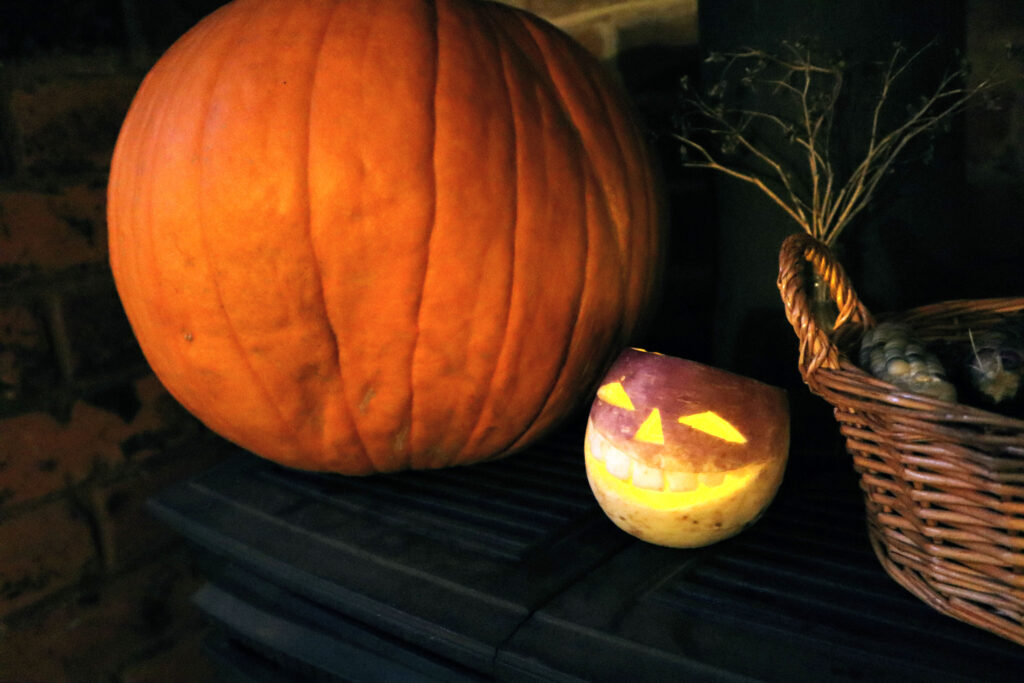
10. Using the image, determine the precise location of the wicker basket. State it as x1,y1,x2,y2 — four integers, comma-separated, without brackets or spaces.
777,232,1024,646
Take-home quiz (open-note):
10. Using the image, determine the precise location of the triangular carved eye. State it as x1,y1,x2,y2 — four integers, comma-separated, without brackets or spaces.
678,411,746,444
597,381,634,411
634,409,664,444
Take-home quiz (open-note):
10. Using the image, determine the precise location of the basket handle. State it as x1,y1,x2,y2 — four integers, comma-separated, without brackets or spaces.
777,233,874,382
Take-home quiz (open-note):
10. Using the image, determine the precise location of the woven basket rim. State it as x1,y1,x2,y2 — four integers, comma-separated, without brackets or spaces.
777,232,1024,426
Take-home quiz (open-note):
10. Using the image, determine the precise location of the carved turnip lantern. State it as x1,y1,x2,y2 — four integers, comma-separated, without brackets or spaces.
584,348,790,548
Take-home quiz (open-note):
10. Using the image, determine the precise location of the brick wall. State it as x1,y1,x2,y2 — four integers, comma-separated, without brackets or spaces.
0,1,699,680
0,51,226,680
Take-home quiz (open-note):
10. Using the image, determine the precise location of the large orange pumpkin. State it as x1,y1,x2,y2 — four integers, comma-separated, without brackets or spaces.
107,0,662,474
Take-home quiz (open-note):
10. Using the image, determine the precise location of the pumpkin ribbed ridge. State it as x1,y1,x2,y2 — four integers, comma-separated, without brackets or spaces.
409,0,441,468
456,6,519,464
108,0,663,474
196,4,296,452
302,1,370,470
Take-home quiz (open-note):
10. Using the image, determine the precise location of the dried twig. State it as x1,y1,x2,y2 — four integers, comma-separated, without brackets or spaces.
677,40,994,247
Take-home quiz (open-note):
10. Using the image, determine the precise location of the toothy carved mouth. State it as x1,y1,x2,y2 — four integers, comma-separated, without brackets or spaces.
585,419,764,510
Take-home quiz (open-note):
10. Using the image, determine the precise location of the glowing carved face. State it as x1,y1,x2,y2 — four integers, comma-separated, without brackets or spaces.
585,348,790,548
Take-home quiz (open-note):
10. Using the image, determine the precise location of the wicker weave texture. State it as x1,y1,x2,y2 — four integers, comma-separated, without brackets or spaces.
777,232,1024,646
